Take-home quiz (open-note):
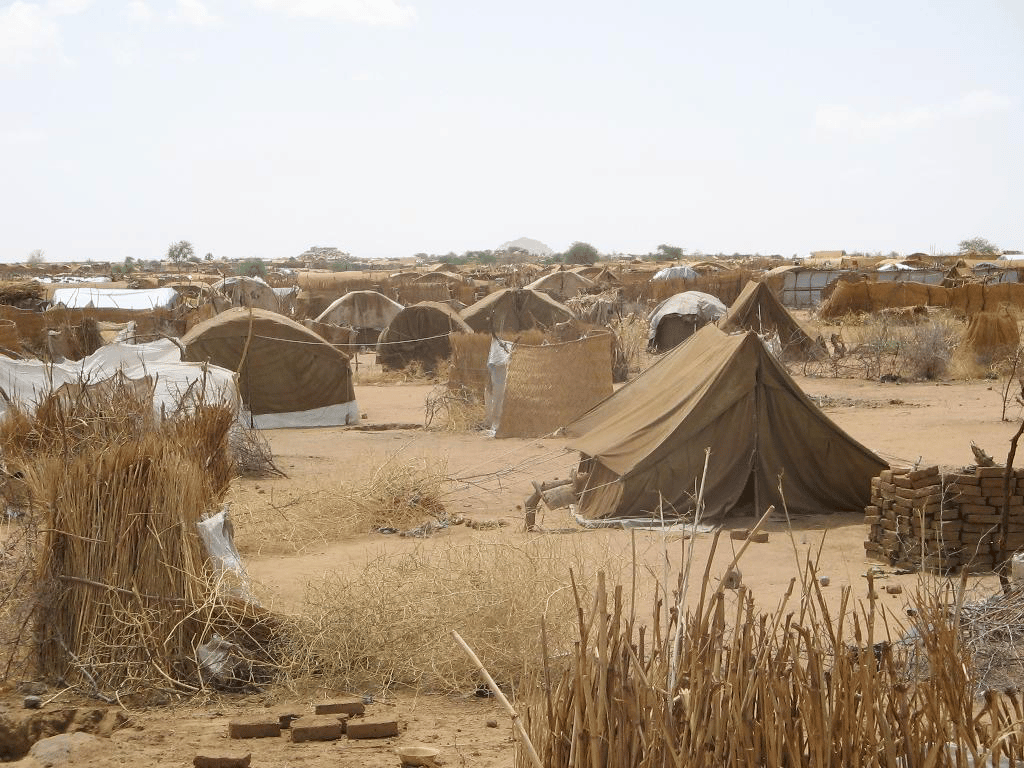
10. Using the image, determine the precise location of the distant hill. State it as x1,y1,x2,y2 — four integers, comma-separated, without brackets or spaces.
498,237,554,257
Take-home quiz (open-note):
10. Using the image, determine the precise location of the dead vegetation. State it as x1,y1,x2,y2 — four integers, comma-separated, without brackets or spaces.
283,535,618,694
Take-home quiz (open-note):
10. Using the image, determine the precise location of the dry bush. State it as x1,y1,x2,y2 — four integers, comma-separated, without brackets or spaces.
902,313,960,380
839,313,962,380
283,535,619,694
425,384,486,432
610,312,650,377
353,356,436,385
231,452,452,555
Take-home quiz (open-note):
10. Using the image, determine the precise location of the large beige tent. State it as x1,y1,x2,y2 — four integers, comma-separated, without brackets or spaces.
525,271,596,299
181,308,358,428
461,288,575,333
564,325,885,520
719,281,824,360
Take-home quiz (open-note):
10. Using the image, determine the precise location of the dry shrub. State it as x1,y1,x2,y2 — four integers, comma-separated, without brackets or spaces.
284,535,617,693
231,453,451,555
843,312,962,380
229,423,285,478
353,356,435,385
424,384,486,431
902,313,960,380
610,312,650,377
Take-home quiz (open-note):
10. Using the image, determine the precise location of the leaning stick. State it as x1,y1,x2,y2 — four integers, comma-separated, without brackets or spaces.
452,631,543,768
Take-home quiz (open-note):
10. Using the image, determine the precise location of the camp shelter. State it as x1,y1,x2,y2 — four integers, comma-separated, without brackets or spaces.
652,265,697,281
461,288,575,334
647,291,726,352
525,271,596,299
718,281,824,360
210,276,281,313
51,286,179,311
181,308,358,428
315,290,403,346
564,325,886,520
376,301,471,372
0,339,236,418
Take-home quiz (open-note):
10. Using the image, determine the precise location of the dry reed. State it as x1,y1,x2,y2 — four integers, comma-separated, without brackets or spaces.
517,540,1024,768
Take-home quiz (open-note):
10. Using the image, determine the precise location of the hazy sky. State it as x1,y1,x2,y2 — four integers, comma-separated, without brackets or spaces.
1,0,1022,263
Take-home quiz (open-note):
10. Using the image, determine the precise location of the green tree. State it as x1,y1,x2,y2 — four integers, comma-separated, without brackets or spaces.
563,241,600,265
204,252,214,261
657,244,685,260
167,240,195,263
958,237,999,256
234,259,267,277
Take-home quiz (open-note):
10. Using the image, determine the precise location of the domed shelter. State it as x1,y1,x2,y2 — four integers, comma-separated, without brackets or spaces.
461,288,575,334
210,276,281,313
526,271,596,300
647,291,726,352
181,308,358,428
377,302,472,372
316,291,403,346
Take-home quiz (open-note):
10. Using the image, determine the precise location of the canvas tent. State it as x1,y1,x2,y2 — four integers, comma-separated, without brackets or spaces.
647,291,726,351
376,302,472,372
461,288,575,334
181,308,358,428
51,286,179,311
718,281,824,361
564,325,886,520
316,291,404,346
210,277,281,313
525,271,596,299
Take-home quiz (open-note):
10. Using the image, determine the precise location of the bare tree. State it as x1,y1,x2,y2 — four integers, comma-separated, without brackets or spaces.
26,249,45,264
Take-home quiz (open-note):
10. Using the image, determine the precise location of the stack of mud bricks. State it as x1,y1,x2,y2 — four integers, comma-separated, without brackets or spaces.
864,465,1024,573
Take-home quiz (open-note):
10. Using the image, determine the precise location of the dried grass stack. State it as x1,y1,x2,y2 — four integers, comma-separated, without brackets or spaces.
0,381,281,695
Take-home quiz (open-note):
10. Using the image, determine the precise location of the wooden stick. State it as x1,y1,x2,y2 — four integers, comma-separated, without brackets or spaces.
452,630,543,768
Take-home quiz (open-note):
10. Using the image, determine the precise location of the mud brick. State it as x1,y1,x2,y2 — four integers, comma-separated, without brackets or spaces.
965,514,1002,525
291,716,344,743
194,756,251,768
908,466,940,483
228,718,281,740
314,697,365,716
986,496,1023,507
346,717,399,740
880,469,895,482
880,481,897,496
871,476,882,489
977,466,1009,478
893,476,916,490
864,515,881,525
962,503,997,516
947,484,983,497
912,486,943,500
980,482,1009,496
953,473,981,485
865,505,881,516
729,529,750,540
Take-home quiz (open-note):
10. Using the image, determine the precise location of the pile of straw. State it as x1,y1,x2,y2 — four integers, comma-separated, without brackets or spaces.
286,536,611,693
0,380,282,697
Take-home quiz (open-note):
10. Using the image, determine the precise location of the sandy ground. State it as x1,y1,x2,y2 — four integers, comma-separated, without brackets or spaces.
5,363,1020,766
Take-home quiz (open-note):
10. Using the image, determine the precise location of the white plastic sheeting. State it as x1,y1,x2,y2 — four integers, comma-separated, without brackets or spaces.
877,263,918,271
652,265,698,281
51,286,179,310
240,401,360,430
0,339,237,417
484,337,512,432
647,291,726,340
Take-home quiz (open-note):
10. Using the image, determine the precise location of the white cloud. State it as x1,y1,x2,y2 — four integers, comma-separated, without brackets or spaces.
124,0,153,22
252,0,415,26
0,1,62,70
815,89,1013,141
46,0,91,15
174,0,219,27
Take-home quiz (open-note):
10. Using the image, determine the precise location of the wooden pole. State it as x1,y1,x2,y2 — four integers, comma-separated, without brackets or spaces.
452,631,544,768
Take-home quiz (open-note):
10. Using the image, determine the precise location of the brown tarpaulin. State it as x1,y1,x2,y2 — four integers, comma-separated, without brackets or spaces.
376,301,472,371
564,325,886,519
181,307,355,416
719,281,824,360
461,288,575,333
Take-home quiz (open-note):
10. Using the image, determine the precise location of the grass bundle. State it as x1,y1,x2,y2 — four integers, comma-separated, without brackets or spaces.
285,535,613,694
0,378,283,696
517,538,1024,768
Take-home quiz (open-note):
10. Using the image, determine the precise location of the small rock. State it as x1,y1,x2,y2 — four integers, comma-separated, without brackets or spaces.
23,695,42,709
485,719,498,728
886,584,903,595
28,732,104,767
819,576,830,587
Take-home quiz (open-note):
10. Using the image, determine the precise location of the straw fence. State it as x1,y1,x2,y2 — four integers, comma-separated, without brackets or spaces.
496,333,614,439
